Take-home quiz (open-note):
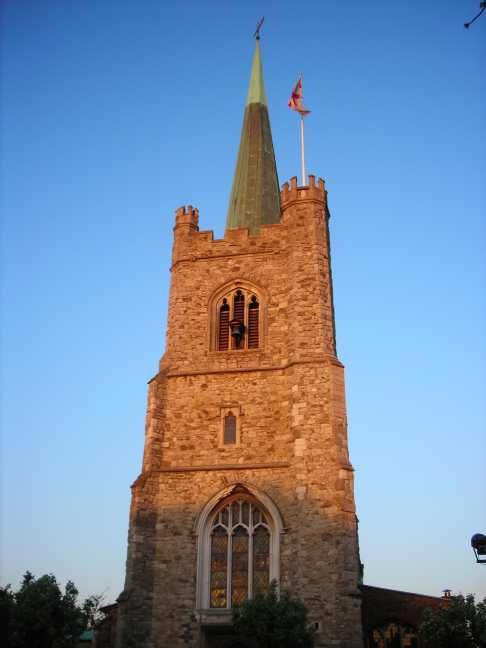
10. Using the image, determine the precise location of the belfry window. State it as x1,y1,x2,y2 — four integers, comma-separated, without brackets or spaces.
209,498,270,608
216,289,260,351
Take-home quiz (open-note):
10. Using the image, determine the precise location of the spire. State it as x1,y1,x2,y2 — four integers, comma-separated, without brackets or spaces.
226,38,280,235
245,40,267,106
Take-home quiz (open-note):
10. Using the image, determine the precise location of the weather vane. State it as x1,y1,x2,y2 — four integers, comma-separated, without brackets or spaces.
254,17,264,40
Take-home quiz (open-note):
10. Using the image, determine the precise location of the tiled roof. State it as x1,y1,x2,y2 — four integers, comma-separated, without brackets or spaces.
361,584,444,631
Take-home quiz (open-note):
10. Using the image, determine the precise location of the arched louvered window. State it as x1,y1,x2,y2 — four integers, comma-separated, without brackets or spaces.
218,299,230,350
215,287,261,351
247,296,259,349
209,498,271,609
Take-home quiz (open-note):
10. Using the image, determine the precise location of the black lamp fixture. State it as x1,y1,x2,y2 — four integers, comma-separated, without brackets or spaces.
471,533,486,564
229,318,245,345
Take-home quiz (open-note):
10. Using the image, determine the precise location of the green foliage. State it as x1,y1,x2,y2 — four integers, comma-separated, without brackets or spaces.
0,584,16,648
0,571,102,648
232,581,315,648
420,593,486,648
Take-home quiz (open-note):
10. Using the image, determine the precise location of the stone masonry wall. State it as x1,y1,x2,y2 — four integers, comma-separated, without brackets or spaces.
117,176,363,648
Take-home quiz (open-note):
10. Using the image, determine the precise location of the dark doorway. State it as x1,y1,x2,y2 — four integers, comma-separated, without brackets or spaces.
202,627,252,648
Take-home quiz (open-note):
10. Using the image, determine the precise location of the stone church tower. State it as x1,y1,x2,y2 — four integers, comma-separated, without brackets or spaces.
117,38,363,648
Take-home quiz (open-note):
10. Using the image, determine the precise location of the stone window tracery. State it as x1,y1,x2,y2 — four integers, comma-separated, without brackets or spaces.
209,498,270,608
214,286,261,351
196,485,283,612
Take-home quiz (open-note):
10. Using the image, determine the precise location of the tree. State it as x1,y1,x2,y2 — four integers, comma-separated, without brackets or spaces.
0,584,15,648
1,571,103,648
420,593,486,648
232,581,315,648
82,593,106,629
13,571,85,648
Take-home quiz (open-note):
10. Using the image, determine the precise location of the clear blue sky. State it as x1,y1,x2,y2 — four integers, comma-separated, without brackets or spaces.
2,1,485,605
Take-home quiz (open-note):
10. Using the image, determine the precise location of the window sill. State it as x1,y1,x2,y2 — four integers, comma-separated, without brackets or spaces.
209,348,263,356
195,608,233,626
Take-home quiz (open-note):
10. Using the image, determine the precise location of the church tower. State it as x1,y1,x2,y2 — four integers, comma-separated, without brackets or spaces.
117,37,363,648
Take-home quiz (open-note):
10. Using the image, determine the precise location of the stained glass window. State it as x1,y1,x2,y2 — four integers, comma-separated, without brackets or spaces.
209,498,271,608
231,527,249,605
241,501,250,525
221,506,228,527
210,527,228,608
253,526,270,594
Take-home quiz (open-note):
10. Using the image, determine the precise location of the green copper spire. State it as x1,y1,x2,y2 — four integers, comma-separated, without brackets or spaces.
245,40,268,106
226,39,280,235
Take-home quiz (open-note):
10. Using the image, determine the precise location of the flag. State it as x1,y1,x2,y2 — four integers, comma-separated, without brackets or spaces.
288,78,310,116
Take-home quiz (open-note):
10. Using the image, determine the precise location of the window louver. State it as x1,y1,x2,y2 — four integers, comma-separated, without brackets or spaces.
218,300,230,350
248,296,259,349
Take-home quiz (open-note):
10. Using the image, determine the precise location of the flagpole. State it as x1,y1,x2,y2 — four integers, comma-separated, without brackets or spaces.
289,75,309,186
300,114,306,186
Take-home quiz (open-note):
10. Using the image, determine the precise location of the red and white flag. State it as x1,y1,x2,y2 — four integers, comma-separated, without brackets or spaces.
288,78,310,116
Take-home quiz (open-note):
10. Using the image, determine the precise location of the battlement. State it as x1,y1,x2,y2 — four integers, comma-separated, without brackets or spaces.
171,174,330,268
280,175,327,207
175,205,199,230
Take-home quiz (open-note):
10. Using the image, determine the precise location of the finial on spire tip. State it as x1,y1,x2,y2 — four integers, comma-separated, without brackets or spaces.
254,16,264,40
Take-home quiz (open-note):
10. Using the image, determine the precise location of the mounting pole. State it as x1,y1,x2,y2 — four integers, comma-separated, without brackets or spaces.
300,115,306,186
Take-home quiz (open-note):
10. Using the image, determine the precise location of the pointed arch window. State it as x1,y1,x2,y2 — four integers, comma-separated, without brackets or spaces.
209,498,271,609
215,287,262,351
196,486,282,611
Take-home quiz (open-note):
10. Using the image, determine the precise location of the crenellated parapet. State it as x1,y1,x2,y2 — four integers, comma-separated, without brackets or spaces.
170,205,281,269
280,175,328,211
174,205,199,231
171,175,329,268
